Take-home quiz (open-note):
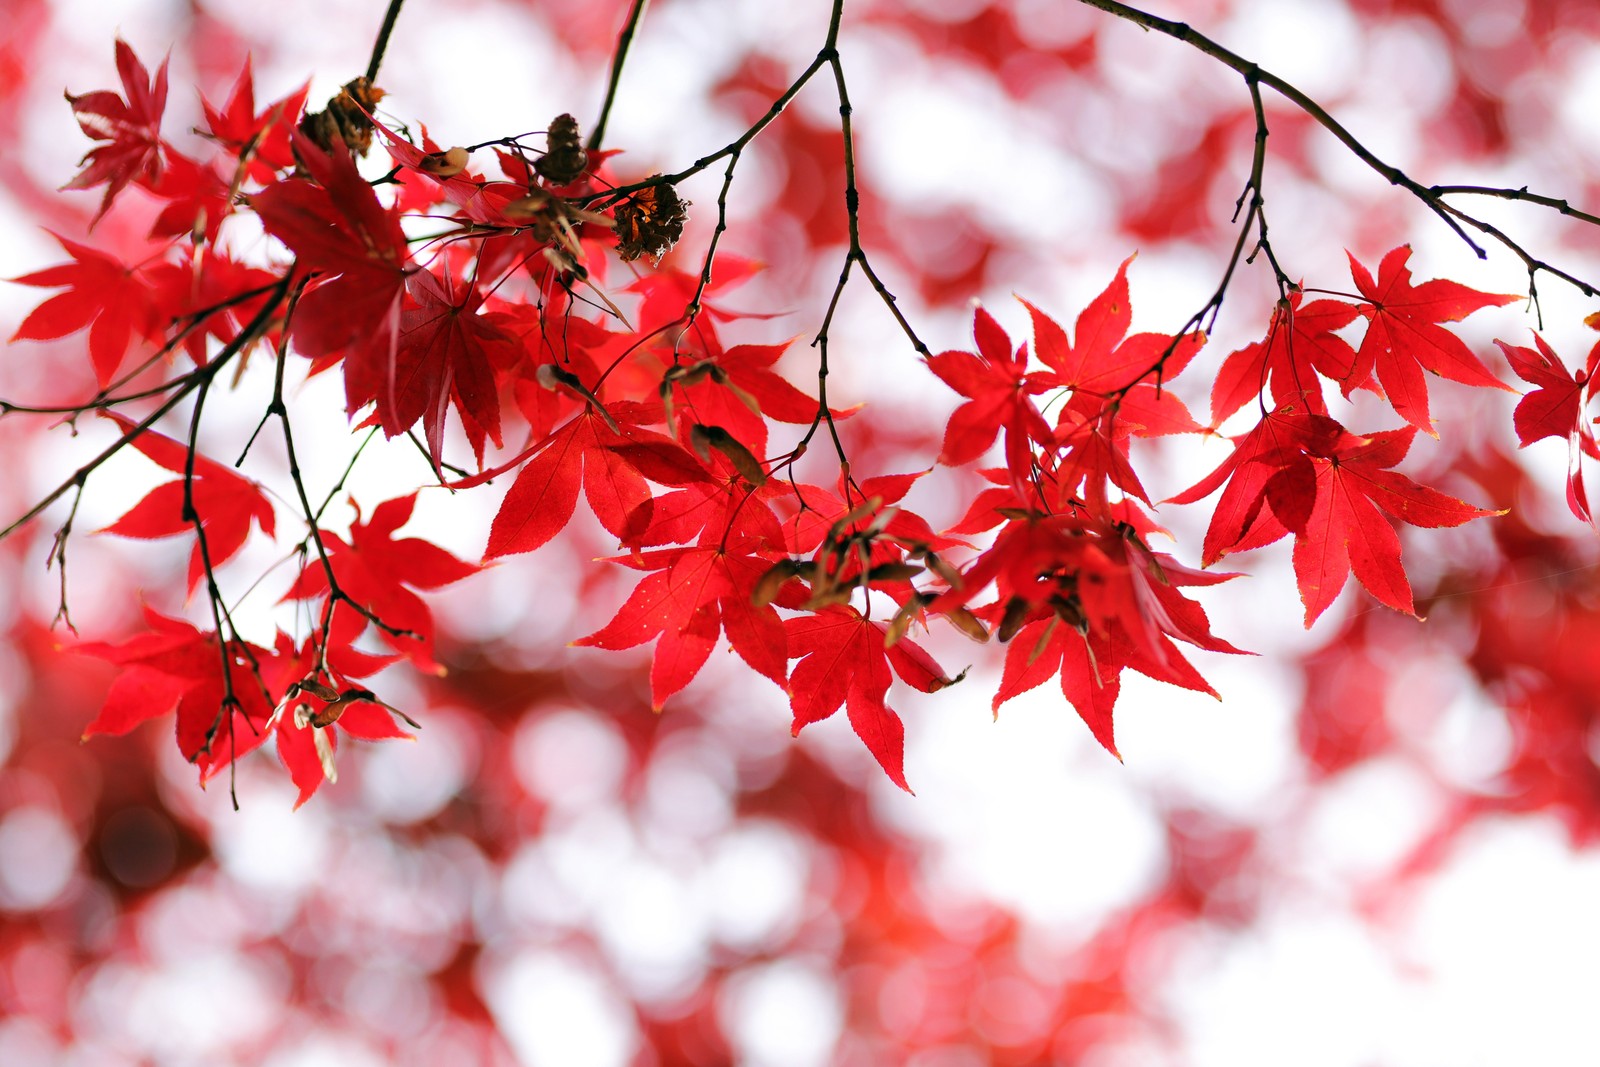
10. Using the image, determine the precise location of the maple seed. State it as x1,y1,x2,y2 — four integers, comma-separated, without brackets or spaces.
535,113,589,184
753,559,803,608
419,146,470,178
615,179,689,262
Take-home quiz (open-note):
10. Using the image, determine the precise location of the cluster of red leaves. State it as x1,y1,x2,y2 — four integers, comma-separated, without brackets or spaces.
7,42,1572,799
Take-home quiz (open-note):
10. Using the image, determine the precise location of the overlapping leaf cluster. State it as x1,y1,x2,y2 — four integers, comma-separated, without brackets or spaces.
4,40,1570,800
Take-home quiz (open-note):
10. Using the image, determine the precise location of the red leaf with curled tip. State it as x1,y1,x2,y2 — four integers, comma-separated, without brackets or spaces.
62,39,169,219
1498,334,1590,449
785,606,955,792
97,414,276,595
1348,246,1517,434
1495,333,1598,524
9,232,163,387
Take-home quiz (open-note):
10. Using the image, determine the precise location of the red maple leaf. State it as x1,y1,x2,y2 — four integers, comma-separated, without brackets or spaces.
1169,405,1346,567
9,232,163,387
251,129,410,384
283,493,478,672
97,414,276,594
1272,426,1502,625
1023,260,1204,508
372,266,518,472
1026,255,1205,398
62,39,169,220
75,606,276,780
785,606,955,792
485,407,710,557
201,56,308,183
1209,292,1362,426
265,629,406,809
660,339,841,458
930,509,1244,756
1496,332,1599,523
1348,245,1517,434
145,249,283,367
147,152,233,243
927,305,1053,470
575,541,792,710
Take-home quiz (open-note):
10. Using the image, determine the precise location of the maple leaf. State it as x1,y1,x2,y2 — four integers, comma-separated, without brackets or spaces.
147,152,233,243
927,305,1053,471
1498,333,1594,450
1495,332,1599,523
485,407,707,557
660,339,841,458
1025,255,1204,398
9,232,163,387
145,249,282,367
75,606,276,780
62,39,169,220
575,542,791,710
283,493,478,672
1169,405,1346,567
1021,261,1204,508
1275,426,1502,625
251,129,410,385
785,605,955,792
1347,245,1517,434
201,56,308,182
372,266,518,471
1209,292,1362,426
265,629,405,809
97,414,276,595
993,609,1228,760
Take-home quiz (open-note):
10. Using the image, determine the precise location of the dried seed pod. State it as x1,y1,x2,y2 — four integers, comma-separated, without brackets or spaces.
614,179,688,262
298,76,386,156
535,113,589,184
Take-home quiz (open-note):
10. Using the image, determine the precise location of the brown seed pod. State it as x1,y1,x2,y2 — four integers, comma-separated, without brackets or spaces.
614,179,688,262
298,76,387,156
535,113,589,184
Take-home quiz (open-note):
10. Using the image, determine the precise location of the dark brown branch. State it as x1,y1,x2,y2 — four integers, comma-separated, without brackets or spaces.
1429,184,1600,229
366,0,407,83
580,51,831,208
0,277,293,543
1074,0,1600,298
588,0,651,153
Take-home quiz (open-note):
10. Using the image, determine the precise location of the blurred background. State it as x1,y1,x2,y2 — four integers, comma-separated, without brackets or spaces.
3,0,1600,1063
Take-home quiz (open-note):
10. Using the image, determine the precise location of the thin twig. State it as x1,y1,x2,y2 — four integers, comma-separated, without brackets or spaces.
0,278,293,543
589,0,651,153
1074,0,1600,298
366,0,407,83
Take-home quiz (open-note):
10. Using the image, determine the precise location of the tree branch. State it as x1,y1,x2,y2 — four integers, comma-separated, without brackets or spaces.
366,0,407,83
588,0,651,153
1074,0,1599,297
